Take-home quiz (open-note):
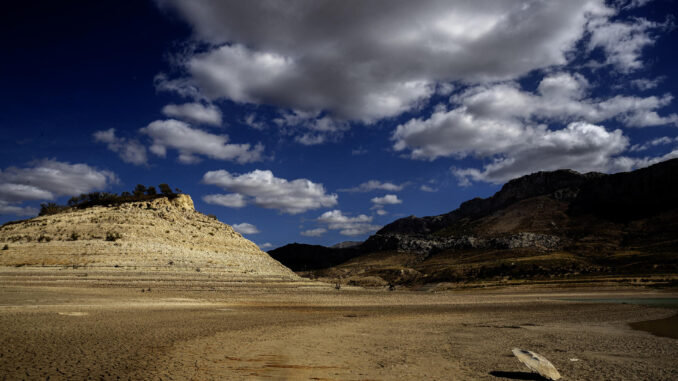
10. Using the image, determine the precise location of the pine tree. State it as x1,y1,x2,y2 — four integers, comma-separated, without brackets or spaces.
133,184,147,196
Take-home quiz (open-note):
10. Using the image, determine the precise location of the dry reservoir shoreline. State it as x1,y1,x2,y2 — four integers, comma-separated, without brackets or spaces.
1,267,677,380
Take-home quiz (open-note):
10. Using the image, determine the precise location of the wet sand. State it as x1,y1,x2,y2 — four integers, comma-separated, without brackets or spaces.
1,268,677,380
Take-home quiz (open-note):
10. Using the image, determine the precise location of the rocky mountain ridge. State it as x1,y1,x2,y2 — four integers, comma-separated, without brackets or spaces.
377,169,601,237
270,159,678,285
366,158,678,252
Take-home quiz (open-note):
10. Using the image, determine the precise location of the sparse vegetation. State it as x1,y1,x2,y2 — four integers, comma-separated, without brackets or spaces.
2,244,8,250
35,184,183,217
133,184,147,196
37,235,52,243
69,232,79,241
105,232,122,242
39,202,69,216
159,183,173,195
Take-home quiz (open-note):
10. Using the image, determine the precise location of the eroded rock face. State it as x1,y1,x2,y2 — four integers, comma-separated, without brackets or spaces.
168,193,195,210
0,195,296,277
363,232,561,256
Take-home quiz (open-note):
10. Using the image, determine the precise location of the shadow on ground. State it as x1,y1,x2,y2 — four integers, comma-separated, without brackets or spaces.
489,370,546,380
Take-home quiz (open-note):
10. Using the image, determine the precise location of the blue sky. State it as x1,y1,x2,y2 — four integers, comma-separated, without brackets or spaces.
1,0,677,249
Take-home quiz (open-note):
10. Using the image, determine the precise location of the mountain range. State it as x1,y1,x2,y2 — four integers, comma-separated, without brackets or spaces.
270,159,678,286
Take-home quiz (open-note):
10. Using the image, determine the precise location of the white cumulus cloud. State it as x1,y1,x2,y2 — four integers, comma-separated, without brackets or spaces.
140,119,264,164
156,0,614,124
371,194,402,206
317,210,381,236
161,102,222,126
587,16,670,73
339,180,405,193
392,70,678,184
93,128,148,166
273,111,350,146
202,169,337,214
451,122,632,184
0,183,54,203
630,77,663,91
244,114,266,130
0,159,118,216
0,202,38,217
232,222,260,235
202,193,246,208
444,72,678,131
300,228,327,237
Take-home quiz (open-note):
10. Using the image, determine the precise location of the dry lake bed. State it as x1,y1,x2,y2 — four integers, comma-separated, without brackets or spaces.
1,268,677,380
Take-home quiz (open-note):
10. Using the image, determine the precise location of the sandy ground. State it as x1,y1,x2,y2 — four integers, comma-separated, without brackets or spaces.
1,268,677,380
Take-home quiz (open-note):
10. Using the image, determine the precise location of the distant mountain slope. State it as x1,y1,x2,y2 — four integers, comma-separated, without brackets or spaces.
269,243,360,271
377,158,678,238
273,159,678,286
377,169,602,237
0,194,296,278
330,241,363,249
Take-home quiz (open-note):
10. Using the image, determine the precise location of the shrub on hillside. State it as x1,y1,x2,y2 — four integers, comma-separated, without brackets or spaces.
37,235,52,243
39,202,69,216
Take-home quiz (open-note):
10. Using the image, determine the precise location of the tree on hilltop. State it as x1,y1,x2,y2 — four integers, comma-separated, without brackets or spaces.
133,184,147,196
159,183,173,195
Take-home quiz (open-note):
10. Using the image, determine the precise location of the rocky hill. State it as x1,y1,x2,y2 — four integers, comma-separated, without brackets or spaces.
0,194,296,278
271,159,678,286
